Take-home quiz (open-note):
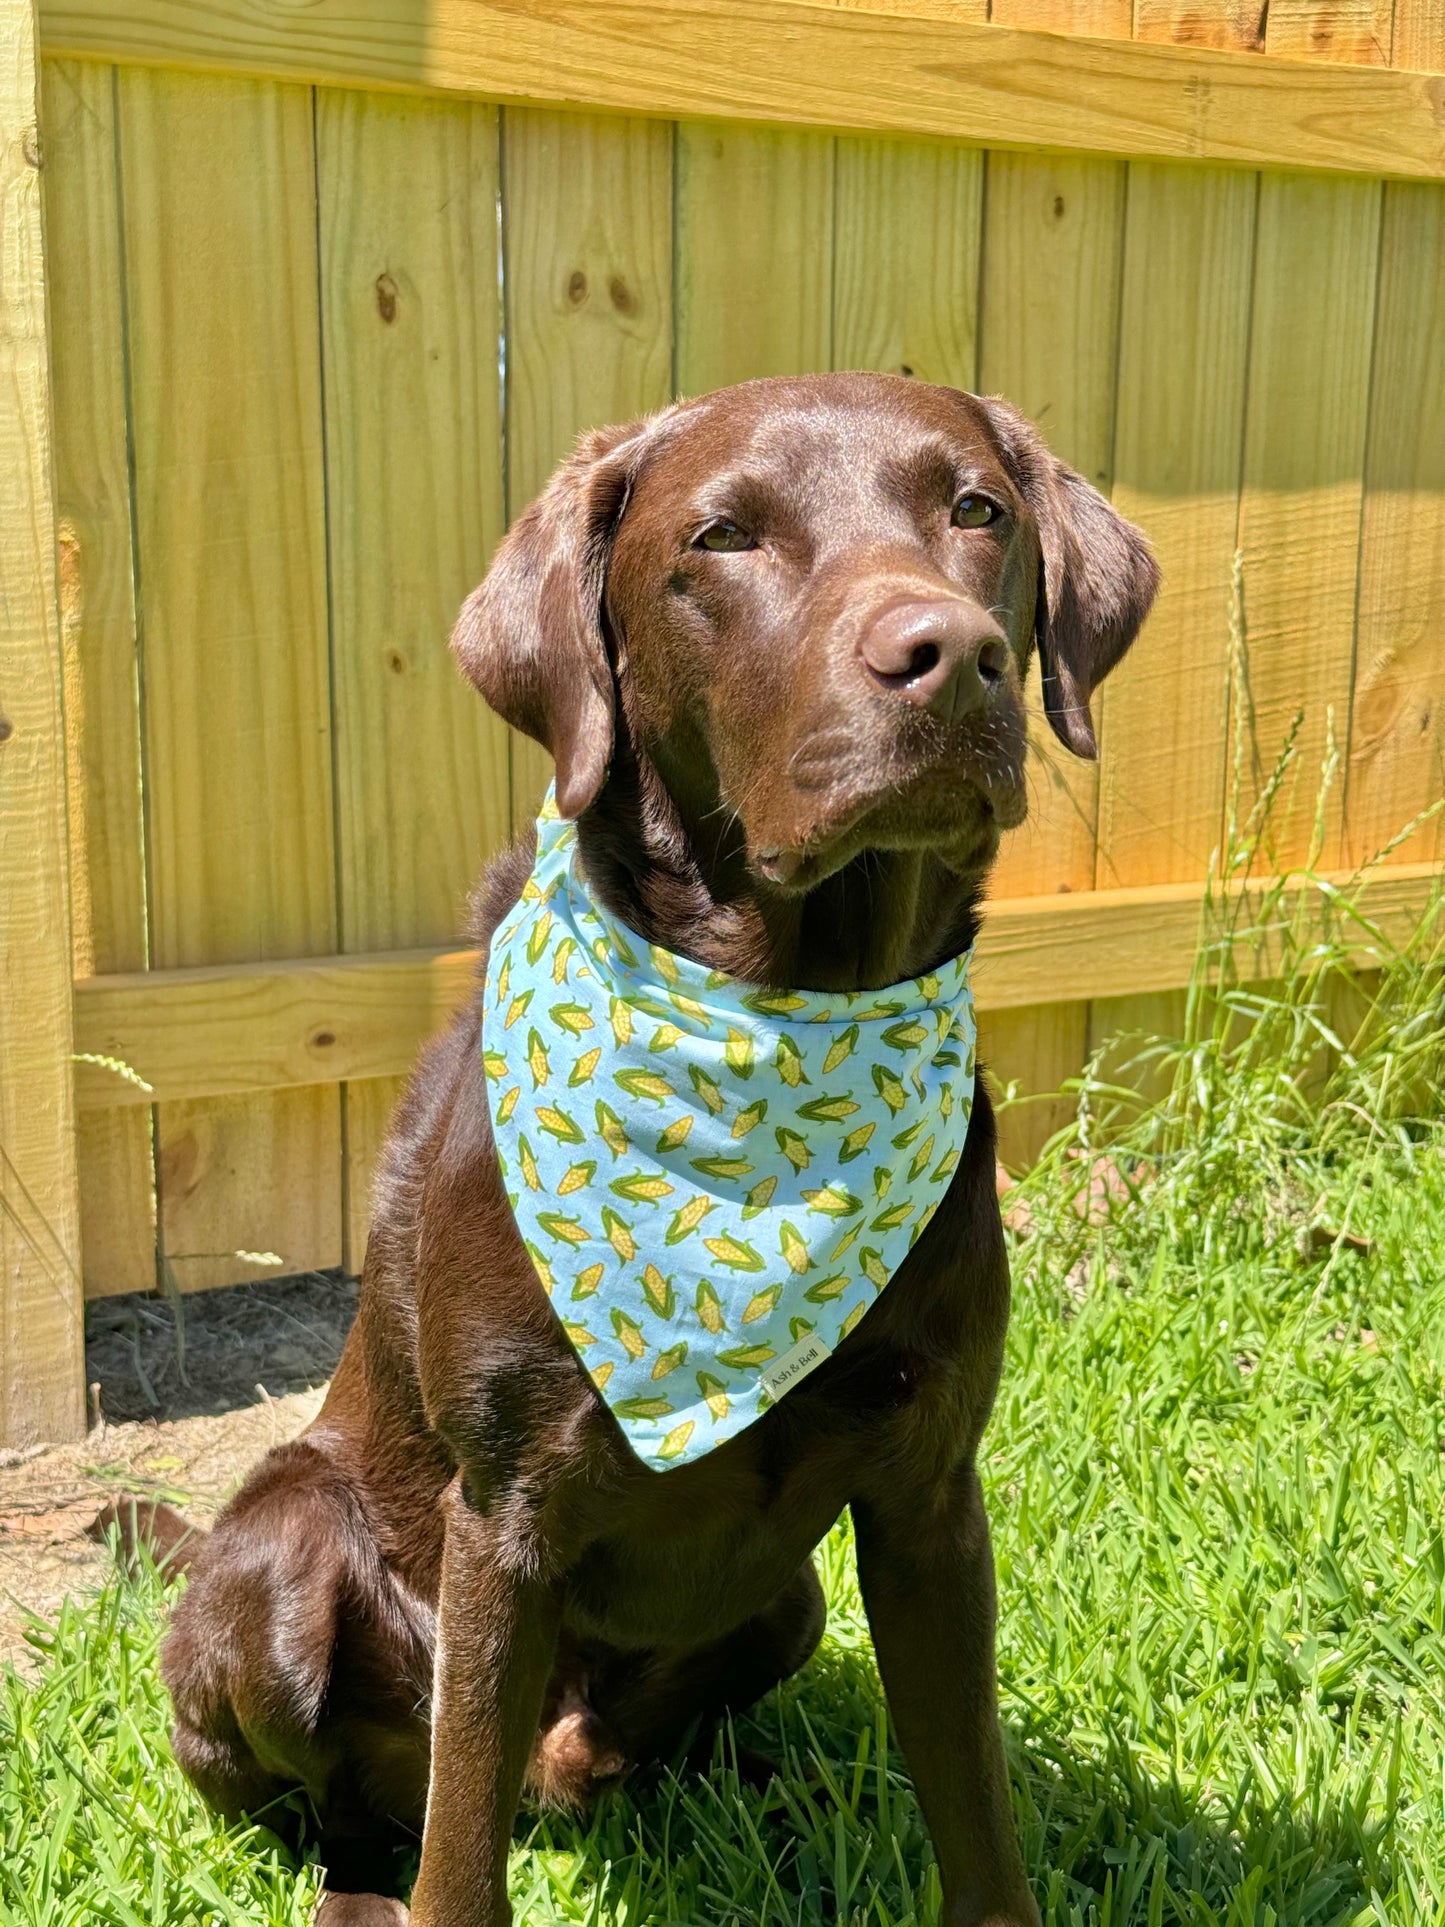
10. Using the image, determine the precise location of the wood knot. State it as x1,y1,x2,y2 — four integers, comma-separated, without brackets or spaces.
1052,194,1065,219
387,649,406,675
21,125,40,169
375,271,399,324
158,1131,200,1198
608,274,637,316
310,1028,336,1051
0,716,12,745
566,268,589,307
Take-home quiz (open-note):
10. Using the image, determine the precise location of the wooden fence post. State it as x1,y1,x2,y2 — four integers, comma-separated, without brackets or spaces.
0,0,85,1444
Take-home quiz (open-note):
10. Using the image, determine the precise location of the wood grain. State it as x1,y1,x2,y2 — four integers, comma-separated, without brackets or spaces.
1346,181,1445,866
806,0,986,16
991,0,1130,27
1391,0,1445,65
977,1001,1088,1173
1097,164,1258,889
73,866,1442,1109
1133,0,1266,50
1084,985,1189,1109
675,122,834,390
316,89,510,1266
1266,0,1393,62
77,946,483,1106
1093,162,1258,1071
154,1088,342,1290
42,58,156,1298
37,0,1445,180
502,107,673,819
1372,0,1445,859
318,90,509,956
981,150,1126,902
0,0,85,1439
344,1073,406,1271
831,136,982,389
1232,173,1381,871
117,67,341,1290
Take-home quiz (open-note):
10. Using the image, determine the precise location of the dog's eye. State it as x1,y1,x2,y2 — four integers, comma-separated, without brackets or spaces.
696,519,756,553
952,495,1000,529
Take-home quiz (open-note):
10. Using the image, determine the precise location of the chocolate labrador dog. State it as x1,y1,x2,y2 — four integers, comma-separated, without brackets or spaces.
147,373,1156,1927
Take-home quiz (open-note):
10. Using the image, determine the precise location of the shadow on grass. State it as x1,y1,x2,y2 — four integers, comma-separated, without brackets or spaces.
493,1635,1397,1927
7,1563,1397,1927
295,1635,1395,1927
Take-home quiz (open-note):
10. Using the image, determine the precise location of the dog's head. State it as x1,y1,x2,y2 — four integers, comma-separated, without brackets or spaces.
454,373,1156,893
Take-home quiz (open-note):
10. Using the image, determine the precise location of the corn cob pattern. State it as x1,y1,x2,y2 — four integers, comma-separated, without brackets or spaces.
486,790,976,1469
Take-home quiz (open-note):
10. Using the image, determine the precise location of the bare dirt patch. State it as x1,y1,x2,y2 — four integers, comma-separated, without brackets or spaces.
0,1271,357,1667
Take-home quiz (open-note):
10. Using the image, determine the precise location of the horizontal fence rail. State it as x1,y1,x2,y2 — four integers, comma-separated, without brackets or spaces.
73,865,1442,1111
38,0,1445,180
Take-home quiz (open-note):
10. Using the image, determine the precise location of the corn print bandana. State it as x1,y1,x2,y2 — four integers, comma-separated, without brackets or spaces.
483,790,976,1471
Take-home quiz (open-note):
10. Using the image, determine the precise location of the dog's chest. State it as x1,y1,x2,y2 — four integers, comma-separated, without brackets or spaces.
563,1336,968,1647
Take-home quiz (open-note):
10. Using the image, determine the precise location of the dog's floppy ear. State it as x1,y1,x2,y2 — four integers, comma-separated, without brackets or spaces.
983,397,1159,760
452,420,647,819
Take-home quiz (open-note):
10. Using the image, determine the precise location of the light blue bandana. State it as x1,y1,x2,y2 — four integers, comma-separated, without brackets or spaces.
484,791,976,1470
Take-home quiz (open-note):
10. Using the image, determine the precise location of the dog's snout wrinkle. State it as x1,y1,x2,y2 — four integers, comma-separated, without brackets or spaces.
859,596,1009,726
786,726,857,791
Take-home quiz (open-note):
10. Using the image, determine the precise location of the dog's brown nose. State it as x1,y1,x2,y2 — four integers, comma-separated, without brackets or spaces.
859,598,1009,723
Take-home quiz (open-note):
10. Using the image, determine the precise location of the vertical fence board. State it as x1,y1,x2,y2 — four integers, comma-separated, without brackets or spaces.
319,92,508,961
1132,0,1266,46
1347,182,1445,866
502,108,674,822
344,1079,408,1275
0,0,84,1439
1391,0,1445,62
118,68,340,1291
42,58,155,1298
980,153,1125,903
1233,175,1380,871
675,124,834,391
43,63,140,986
831,137,981,388
980,1000,1095,1170
1091,166,1257,1062
1266,0,1394,60
1356,0,1444,860
976,151,1125,1164
1098,166,1257,891
809,0,985,15
991,0,1131,28
316,89,509,1268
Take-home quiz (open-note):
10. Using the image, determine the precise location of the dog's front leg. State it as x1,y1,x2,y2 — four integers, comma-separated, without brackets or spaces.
409,1480,561,1927
853,1464,1040,1927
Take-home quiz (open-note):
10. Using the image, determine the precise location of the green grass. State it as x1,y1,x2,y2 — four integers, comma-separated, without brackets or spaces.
5,787,1444,1924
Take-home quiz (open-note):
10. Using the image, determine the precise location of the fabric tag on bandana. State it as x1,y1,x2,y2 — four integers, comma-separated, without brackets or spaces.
483,790,976,1471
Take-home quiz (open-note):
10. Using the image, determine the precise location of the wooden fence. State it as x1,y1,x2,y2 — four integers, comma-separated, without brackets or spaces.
3,0,1442,1442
